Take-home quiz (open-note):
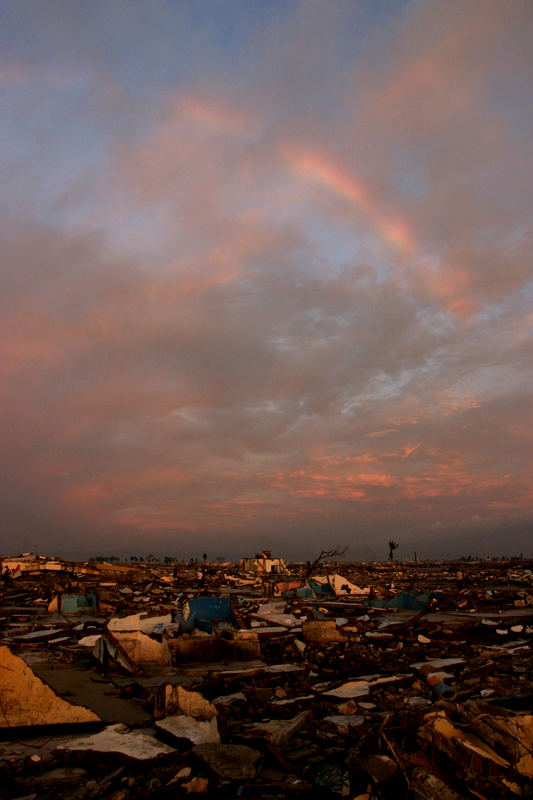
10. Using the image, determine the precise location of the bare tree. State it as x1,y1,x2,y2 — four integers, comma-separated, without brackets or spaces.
305,546,348,578
388,540,399,563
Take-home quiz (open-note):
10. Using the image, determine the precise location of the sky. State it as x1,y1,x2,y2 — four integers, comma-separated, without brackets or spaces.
1,0,532,562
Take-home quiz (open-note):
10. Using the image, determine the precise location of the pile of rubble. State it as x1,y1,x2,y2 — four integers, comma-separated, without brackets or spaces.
1,553,532,799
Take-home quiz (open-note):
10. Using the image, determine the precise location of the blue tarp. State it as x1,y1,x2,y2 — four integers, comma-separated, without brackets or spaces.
175,596,237,634
60,593,97,614
309,579,335,597
293,580,335,599
366,591,430,611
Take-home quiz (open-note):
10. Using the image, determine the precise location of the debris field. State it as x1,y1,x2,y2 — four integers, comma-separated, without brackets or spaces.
1,553,532,799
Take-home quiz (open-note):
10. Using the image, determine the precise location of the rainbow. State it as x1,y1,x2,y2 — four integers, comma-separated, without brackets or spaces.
287,148,416,256
165,92,470,316
287,149,475,316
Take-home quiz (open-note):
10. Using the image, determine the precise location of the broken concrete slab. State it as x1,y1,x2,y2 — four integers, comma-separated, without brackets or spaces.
271,693,315,710
0,645,100,728
156,715,221,746
322,680,370,700
8,628,68,644
251,624,294,636
247,710,310,746
192,743,262,780
263,663,305,676
55,723,176,762
411,658,466,672
363,673,415,689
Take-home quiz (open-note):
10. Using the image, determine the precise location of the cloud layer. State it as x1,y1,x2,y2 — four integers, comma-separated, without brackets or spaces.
1,1,532,559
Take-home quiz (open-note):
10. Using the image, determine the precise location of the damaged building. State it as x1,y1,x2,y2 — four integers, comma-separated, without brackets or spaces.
239,551,289,576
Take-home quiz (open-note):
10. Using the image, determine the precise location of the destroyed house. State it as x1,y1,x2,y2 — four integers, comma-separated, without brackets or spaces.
1,553,63,576
239,551,287,575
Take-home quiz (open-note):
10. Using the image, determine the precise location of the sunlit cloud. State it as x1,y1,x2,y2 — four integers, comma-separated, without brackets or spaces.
1,0,532,558
179,94,247,132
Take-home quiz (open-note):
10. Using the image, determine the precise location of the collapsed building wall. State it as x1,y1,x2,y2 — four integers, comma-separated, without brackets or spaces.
0,645,101,728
